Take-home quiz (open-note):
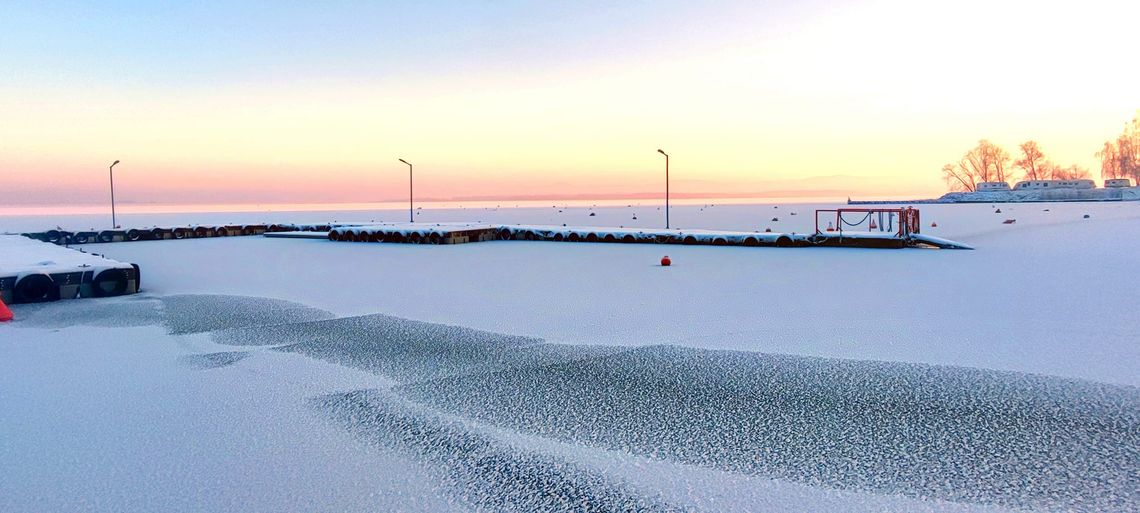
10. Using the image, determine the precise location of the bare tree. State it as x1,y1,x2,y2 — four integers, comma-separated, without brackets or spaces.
942,162,977,192
1070,165,1091,180
942,140,1012,191
1036,161,1091,180
1015,141,1046,181
1097,141,1123,179
977,140,1012,183
1055,164,1090,180
1098,113,1140,183
1123,116,1139,183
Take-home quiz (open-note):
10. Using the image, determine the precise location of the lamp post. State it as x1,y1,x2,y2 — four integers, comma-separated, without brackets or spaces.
398,158,413,222
109,160,120,228
657,149,669,229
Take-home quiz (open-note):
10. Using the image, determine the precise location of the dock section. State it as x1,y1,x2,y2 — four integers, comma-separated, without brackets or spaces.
0,235,140,304
328,223,500,244
14,208,973,251
328,223,804,247
20,223,338,245
322,209,972,250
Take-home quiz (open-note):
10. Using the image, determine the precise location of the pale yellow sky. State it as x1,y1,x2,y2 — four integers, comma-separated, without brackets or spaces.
2,0,1137,205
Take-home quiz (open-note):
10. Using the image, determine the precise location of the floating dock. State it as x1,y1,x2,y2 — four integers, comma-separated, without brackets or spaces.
13,208,973,251
0,235,141,305
321,223,970,249
319,208,972,250
19,223,336,245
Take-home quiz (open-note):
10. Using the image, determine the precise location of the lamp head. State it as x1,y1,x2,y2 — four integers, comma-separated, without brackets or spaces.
399,158,409,165
657,149,666,155
111,160,120,166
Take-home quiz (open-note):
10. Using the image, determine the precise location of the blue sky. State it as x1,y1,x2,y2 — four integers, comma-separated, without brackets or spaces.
5,1,807,86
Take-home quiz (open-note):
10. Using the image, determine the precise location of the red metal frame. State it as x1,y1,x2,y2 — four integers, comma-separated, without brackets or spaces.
814,207,920,237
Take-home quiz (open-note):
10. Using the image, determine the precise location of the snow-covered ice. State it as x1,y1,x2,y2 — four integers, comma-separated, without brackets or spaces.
2,201,1138,512
0,234,134,276
38,202,1140,386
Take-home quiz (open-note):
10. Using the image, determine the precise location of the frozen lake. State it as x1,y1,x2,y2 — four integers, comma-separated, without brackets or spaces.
2,200,1138,512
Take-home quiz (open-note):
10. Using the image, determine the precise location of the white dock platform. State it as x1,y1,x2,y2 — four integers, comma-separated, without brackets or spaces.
0,235,140,304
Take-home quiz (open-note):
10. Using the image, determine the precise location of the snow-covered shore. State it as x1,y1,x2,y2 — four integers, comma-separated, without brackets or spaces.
2,200,1138,512
936,187,1140,203
848,186,1140,204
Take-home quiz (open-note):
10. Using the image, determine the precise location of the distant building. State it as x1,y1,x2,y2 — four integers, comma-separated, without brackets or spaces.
1012,179,1095,190
1105,178,1133,188
976,181,1011,191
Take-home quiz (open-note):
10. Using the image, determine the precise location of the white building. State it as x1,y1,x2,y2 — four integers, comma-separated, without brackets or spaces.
1012,179,1095,190
1105,178,1133,188
976,181,1011,191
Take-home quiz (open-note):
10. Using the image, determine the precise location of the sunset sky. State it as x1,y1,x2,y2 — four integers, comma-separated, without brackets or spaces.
3,0,1137,206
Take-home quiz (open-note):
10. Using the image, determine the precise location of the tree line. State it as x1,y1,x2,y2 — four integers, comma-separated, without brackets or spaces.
942,112,1139,192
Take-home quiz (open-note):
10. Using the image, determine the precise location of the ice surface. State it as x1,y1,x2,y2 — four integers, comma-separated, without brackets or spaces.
4,200,1140,512
0,323,447,513
399,345,1138,511
72,202,1140,386
214,313,620,382
191,295,1140,510
314,389,685,512
160,294,335,334
4,293,1136,511
8,295,162,328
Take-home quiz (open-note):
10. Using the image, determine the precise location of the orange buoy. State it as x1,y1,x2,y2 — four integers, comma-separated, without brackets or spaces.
826,222,835,232
0,298,13,322
869,219,878,230
660,255,672,266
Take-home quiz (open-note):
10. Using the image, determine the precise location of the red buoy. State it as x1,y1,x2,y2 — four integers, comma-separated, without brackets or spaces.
660,255,671,266
0,298,13,322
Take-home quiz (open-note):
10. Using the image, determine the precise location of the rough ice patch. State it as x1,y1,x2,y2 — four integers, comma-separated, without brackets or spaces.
312,389,684,513
214,313,619,383
160,294,334,335
177,351,250,370
397,345,1139,512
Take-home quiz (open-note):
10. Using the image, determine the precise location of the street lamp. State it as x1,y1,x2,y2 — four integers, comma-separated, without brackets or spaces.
657,149,669,229
109,160,120,228
398,158,413,222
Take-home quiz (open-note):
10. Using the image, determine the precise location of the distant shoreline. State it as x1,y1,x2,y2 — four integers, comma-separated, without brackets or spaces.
851,187,1140,205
